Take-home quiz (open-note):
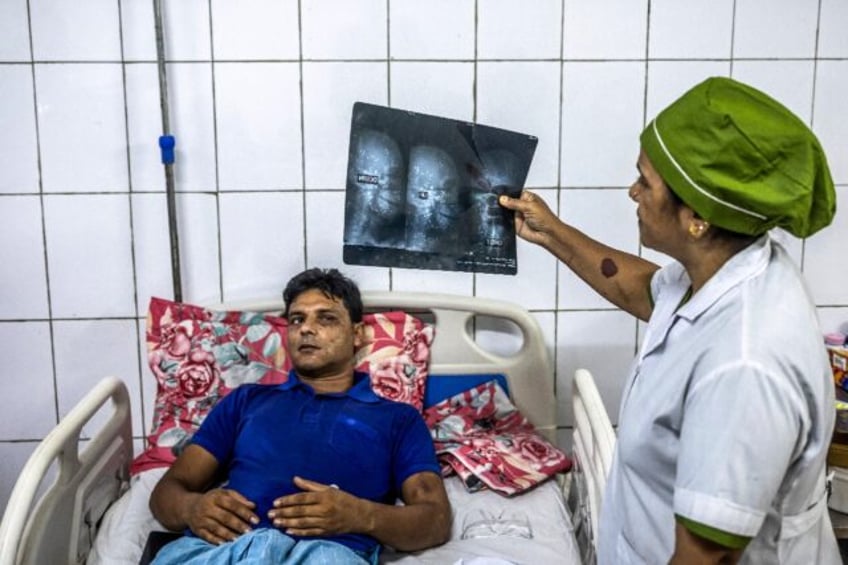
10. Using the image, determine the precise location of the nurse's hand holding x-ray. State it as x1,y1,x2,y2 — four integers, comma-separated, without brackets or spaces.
498,191,552,247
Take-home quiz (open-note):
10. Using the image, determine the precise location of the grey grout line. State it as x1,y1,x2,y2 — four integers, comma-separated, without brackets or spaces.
803,0,826,273
116,0,148,435
643,0,652,130
8,56,848,65
386,0,393,291
471,0,479,298
207,0,224,304
297,0,309,271
729,0,737,63
729,0,737,75
2,183,844,198
24,0,60,428
552,0,566,400
638,1,652,356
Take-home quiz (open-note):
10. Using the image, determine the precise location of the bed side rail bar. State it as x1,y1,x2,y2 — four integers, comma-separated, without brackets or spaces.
570,368,616,559
0,376,132,565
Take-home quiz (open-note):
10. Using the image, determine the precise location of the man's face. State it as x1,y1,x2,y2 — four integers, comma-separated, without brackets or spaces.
286,289,363,379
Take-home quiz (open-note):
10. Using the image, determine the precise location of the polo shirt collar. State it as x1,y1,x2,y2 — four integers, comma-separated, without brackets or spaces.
675,234,771,322
279,369,380,403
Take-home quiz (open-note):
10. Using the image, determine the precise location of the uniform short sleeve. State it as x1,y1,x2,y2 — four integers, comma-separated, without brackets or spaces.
673,362,805,537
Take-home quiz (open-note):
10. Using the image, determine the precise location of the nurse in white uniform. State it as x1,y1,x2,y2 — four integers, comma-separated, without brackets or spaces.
500,77,840,564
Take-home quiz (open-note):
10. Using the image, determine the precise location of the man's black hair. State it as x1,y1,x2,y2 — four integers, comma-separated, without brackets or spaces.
283,268,363,323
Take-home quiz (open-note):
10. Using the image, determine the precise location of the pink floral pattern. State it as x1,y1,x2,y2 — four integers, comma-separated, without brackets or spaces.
131,298,433,475
424,381,572,496
355,311,434,412
176,349,219,397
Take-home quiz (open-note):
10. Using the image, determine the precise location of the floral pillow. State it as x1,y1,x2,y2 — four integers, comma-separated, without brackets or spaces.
131,297,433,474
355,310,433,410
424,380,572,496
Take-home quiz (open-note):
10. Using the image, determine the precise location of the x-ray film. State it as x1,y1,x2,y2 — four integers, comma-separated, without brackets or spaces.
343,102,537,275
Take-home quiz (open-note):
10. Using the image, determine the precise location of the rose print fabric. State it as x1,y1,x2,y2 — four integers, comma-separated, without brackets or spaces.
131,297,433,475
424,381,572,496
355,310,433,411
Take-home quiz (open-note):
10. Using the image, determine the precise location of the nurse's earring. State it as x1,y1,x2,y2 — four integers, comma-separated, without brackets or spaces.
688,221,709,238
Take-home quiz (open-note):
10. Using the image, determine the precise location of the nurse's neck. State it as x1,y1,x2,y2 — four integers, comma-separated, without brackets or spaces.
680,230,758,296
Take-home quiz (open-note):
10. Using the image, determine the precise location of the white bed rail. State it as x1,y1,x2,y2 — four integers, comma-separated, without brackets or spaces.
570,368,616,560
0,376,132,565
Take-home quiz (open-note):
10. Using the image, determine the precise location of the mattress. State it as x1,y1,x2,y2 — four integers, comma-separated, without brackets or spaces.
88,470,578,565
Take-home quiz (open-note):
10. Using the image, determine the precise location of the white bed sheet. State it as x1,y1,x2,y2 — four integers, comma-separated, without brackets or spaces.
88,468,167,565
382,476,579,564
88,470,578,565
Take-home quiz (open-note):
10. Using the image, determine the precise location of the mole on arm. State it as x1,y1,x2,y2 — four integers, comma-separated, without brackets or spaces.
601,258,618,278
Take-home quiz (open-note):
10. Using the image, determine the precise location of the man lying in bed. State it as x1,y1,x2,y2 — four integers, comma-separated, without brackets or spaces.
149,268,451,564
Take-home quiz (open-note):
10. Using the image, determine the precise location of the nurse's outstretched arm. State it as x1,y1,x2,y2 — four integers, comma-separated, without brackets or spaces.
500,191,659,321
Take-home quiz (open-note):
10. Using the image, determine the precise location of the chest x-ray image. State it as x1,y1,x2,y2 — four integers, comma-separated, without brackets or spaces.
343,102,537,275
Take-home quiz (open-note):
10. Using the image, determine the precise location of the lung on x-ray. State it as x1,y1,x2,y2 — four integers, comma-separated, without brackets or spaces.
343,102,537,275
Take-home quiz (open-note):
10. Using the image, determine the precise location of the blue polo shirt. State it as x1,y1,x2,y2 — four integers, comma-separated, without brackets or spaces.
190,370,440,553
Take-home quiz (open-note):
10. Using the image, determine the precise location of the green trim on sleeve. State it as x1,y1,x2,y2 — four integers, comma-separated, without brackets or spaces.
675,514,751,550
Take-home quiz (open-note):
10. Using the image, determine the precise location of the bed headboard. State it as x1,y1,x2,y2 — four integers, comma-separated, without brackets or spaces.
212,291,557,440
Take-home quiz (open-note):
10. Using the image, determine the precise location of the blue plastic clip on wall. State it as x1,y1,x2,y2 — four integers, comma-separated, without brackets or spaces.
159,135,175,165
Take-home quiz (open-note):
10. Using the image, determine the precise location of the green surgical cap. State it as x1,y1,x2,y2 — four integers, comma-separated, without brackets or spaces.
640,76,835,238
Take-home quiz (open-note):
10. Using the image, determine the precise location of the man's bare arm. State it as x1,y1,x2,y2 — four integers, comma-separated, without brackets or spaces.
150,444,259,544
366,471,451,551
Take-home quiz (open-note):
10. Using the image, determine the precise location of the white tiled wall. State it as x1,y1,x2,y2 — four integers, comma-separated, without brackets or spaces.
43,195,136,318
648,0,734,59
0,197,49,318
219,191,305,301
30,0,122,61
1,0,846,516
389,62,475,121
733,0,820,58
36,64,129,192
211,0,300,60
390,0,475,60
561,62,645,187
214,62,303,191
477,61,561,188
0,66,38,193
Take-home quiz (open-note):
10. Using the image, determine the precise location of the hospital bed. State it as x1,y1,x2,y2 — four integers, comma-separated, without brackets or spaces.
0,291,615,565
